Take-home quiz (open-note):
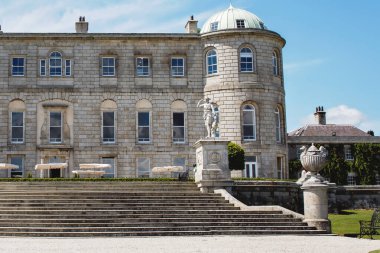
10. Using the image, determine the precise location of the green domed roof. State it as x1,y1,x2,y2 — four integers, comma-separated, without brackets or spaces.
201,5,266,34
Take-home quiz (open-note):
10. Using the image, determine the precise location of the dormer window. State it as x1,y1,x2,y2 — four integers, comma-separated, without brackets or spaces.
236,19,245,28
210,22,219,31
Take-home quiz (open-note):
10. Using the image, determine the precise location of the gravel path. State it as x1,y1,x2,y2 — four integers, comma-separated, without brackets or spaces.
0,235,379,253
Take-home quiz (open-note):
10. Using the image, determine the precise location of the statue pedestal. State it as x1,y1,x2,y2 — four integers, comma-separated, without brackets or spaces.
194,138,232,193
301,181,331,233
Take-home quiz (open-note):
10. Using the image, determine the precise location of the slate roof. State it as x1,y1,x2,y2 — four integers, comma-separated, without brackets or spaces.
288,124,370,137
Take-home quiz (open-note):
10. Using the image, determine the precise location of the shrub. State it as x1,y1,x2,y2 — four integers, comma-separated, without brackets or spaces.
228,142,245,170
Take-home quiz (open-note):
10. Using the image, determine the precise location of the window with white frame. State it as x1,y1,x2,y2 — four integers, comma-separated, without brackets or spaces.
65,59,72,76
206,49,217,75
236,19,245,28
347,172,356,185
242,104,256,141
11,112,24,143
39,59,46,76
136,57,150,76
12,57,25,76
173,157,186,178
344,145,354,161
275,107,281,143
137,157,150,178
138,112,150,143
244,156,258,178
173,112,185,143
102,157,116,178
101,57,115,76
49,112,62,143
49,52,62,76
10,156,24,178
210,22,219,31
277,157,284,179
102,111,115,143
272,51,279,76
171,57,185,77
240,47,254,72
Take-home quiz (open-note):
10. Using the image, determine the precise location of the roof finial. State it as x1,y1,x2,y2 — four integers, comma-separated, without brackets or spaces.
229,0,233,9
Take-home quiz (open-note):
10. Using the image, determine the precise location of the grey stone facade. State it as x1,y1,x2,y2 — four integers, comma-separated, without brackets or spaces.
0,10,287,178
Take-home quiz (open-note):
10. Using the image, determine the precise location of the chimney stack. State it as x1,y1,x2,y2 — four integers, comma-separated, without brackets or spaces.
75,16,88,33
314,106,326,125
0,25,3,34
185,15,198,33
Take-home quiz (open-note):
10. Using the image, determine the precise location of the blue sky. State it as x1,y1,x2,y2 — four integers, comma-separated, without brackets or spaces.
1,0,379,134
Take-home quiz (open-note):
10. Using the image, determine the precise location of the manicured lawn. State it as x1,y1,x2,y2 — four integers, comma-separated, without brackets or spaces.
329,209,379,239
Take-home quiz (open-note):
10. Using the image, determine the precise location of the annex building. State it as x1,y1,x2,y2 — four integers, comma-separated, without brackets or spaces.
0,5,287,179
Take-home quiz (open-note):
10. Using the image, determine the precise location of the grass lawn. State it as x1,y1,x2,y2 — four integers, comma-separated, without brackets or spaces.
329,209,379,239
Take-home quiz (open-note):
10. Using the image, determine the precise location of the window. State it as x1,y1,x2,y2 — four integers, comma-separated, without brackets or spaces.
347,172,356,185
213,106,220,137
277,157,284,179
376,173,380,185
138,112,150,143
137,158,150,178
11,112,24,143
272,51,279,76
244,156,258,178
136,57,150,76
236,19,245,28
102,157,116,178
102,111,115,143
210,22,218,31
49,52,62,76
12,57,25,76
173,112,185,143
275,107,281,143
240,48,254,72
39,59,46,76
10,156,24,178
173,157,186,178
101,57,115,76
296,146,303,160
171,57,185,77
65,59,72,76
49,112,62,143
206,50,217,75
242,105,256,141
344,145,354,161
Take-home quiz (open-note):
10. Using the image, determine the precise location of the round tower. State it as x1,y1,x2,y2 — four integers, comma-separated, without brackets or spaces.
200,5,287,178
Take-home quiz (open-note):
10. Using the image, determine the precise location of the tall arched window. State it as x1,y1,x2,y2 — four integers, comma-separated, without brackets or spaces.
272,51,279,76
275,107,281,143
49,52,62,76
240,47,254,72
171,100,187,143
242,104,256,141
136,99,152,143
206,49,217,75
101,100,117,144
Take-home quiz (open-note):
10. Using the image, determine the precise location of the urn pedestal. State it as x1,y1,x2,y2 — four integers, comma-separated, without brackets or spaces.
299,144,331,233
194,138,232,193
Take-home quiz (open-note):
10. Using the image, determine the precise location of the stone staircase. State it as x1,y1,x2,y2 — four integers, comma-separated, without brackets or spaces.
0,181,325,236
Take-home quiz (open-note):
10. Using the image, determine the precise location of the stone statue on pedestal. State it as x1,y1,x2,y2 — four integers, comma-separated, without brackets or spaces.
197,98,219,138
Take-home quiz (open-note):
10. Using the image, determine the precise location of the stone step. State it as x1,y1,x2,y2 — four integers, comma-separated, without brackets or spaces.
0,206,240,211
0,229,325,237
0,192,212,197
0,202,235,207
0,225,316,233
0,217,302,223
0,221,308,227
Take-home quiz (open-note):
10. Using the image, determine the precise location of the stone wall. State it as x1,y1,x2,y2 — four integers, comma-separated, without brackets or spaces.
232,181,380,214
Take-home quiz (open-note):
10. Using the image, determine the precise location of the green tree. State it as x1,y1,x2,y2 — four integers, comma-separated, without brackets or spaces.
228,142,245,170
320,145,349,185
288,159,302,179
353,143,380,185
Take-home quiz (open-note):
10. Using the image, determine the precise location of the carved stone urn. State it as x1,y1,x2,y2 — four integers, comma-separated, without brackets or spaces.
297,143,328,185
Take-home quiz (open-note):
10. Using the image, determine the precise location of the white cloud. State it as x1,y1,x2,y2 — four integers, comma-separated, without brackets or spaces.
0,0,194,33
284,58,325,74
301,105,380,134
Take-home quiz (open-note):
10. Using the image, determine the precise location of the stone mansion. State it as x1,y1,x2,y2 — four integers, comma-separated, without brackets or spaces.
0,5,287,179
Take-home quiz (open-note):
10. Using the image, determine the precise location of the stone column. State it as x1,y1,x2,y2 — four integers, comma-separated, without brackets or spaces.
194,138,232,193
301,182,331,233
